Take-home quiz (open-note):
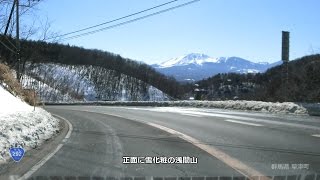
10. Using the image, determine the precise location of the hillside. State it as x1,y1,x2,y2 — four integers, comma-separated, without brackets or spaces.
22,63,170,102
263,54,320,102
0,36,184,100
196,54,320,103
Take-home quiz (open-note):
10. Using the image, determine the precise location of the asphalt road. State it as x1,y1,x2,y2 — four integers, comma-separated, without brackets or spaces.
28,106,320,179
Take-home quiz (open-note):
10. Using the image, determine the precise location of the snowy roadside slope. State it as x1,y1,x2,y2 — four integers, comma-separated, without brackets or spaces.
0,85,59,164
171,100,309,114
175,100,309,114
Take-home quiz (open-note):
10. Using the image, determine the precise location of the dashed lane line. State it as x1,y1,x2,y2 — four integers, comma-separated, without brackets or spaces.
225,119,264,127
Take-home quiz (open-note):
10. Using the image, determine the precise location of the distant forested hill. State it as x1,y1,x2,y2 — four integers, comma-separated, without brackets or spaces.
197,54,320,103
0,36,184,100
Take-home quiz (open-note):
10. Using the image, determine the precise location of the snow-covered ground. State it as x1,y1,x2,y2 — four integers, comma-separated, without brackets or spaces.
0,85,59,164
26,63,170,102
28,63,97,100
21,74,77,103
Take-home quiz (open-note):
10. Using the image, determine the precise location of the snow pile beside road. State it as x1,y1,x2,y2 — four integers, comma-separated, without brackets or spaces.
181,100,308,114
46,100,310,115
0,85,59,164
0,84,32,115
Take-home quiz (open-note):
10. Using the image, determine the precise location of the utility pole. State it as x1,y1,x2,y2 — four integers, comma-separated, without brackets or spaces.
281,31,290,102
16,0,21,81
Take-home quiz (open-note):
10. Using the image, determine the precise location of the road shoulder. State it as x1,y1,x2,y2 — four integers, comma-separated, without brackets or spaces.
0,114,70,179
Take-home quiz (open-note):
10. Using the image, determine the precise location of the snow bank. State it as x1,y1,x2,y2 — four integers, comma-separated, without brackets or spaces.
173,100,309,114
0,83,32,115
45,100,310,115
0,86,59,164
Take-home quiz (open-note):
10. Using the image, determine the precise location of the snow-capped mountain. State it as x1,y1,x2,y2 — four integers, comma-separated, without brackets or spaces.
152,53,281,82
159,53,219,67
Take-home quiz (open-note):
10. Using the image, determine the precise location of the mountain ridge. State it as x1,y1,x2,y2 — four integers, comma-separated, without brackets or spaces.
152,53,281,82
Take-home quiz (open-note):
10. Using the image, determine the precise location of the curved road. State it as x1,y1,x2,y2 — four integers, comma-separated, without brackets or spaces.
29,106,320,179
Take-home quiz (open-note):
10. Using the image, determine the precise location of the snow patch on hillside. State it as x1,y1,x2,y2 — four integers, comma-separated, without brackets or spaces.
21,75,76,102
148,86,170,101
26,63,170,102
0,85,59,164
28,63,96,101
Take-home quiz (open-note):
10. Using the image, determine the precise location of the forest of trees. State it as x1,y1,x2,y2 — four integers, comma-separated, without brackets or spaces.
0,35,186,99
1,34,319,102
21,63,170,102
197,54,320,103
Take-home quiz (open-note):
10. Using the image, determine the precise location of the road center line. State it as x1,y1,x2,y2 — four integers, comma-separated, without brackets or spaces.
147,122,269,180
179,113,203,117
225,119,263,127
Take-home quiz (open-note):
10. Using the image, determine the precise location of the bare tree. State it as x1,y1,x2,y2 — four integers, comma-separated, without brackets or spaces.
1,0,60,78
38,16,60,42
1,0,40,35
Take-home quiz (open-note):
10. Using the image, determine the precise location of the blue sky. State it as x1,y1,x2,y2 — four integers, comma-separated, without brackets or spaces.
35,0,320,64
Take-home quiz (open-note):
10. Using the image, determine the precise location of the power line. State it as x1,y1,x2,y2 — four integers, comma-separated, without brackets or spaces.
4,36,17,49
0,38,16,54
47,0,179,40
60,0,200,41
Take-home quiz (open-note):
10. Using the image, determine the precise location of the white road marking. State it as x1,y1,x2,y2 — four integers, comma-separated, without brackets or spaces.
68,109,269,179
68,107,319,132
147,122,269,180
312,134,320,138
179,113,203,117
225,119,264,127
60,115,73,139
126,107,203,117
140,107,320,131
18,115,73,180
18,144,63,180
